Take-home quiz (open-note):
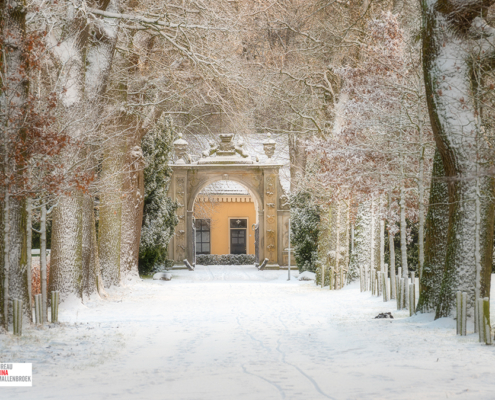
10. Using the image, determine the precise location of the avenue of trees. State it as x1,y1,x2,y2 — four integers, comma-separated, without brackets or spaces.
1,0,495,330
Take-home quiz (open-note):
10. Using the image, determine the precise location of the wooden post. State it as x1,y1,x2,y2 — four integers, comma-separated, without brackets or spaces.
409,284,416,316
371,270,374,295
13,299,22,336
455,290,464,335
397,279,402,310
461,292,467,336
51,291,59,323
478,298,485,342
19,299,23,336
34,294,39,324
483,298,492,345
474,297,478,334
13,299,18,335
382,272,388,302
397,267,402,298
321,263,325,289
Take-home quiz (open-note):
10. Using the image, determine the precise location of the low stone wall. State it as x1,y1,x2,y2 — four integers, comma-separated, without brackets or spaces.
196,254,255,265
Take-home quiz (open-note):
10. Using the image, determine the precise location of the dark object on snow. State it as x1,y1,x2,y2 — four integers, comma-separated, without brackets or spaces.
258,258,269,271
153,272,172,281
183,259,195,271
254,263,259,269
374,312,394,319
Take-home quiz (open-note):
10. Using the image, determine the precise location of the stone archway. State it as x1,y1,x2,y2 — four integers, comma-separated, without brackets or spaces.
168,133,290,268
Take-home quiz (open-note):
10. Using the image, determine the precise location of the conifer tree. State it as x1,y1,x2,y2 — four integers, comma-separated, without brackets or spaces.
139,115,178,274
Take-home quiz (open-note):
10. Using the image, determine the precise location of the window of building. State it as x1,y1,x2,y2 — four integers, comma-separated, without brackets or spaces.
195,219,210,255
230,219,247,254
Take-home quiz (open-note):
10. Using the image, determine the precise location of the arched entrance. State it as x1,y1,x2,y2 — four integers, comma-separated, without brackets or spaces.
168,133,290,268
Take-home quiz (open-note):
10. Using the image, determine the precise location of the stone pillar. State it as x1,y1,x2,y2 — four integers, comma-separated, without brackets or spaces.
263,171,279,268
258,209,265,263
173,172,188,263
186,210,194,264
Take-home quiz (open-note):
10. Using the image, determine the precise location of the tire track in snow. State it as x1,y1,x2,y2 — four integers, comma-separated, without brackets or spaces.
235,315,286,399
275,308,336,400
240,363,286,399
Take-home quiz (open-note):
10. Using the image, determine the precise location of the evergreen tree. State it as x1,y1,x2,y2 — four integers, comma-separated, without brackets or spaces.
139,115,178,275
290,192,320,273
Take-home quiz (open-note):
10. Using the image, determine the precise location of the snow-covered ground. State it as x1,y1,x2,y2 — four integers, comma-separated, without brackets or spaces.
2,265,495,399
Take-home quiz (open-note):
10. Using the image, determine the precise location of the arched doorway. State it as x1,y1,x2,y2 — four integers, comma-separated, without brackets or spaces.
193,181,258,257
168,133,290,268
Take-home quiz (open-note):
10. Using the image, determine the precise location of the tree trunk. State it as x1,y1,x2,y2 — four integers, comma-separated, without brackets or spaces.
26,198,32,320
399,178,408,307
82,195,100,298
388,191,397,300
422,0,495,318
40,202,48,321
418,140,425,282
417,149,449,313
99,140,124,288
50,195,83,299
2,192,9,330
345,202,350,274
370,196,375,279
49,0,122,298
8,199,28,319
1,0,29,329
288,133,307,191
335,201,341,288
120,143,145,282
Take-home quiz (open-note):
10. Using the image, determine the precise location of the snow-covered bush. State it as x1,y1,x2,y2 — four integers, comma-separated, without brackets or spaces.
290,192,320,273
139,115,178,275
196,254,255,265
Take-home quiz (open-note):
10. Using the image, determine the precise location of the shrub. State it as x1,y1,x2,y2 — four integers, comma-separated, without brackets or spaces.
290,191,320,273
196,254,255,265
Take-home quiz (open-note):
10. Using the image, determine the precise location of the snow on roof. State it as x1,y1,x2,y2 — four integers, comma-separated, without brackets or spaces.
199,181,250,195
185,133,291,193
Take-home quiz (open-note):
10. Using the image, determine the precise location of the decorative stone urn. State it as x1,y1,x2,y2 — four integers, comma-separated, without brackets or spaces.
173,133,189,164
263,133,276,163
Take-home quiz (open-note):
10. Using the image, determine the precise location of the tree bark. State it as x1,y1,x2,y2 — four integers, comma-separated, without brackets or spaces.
50,195,83,299
399,173,409,307
40,202,48,321
417,149,449,313
388,191,397,300
26,198,32,320
288,133,308,191
82,195,100,298
49,0,122,298
120,143,145,282
422,0,495,318
99,139,124,288
1,0,30,329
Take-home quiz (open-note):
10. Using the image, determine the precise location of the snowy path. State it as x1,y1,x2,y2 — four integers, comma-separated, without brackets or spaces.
2,265,495,399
